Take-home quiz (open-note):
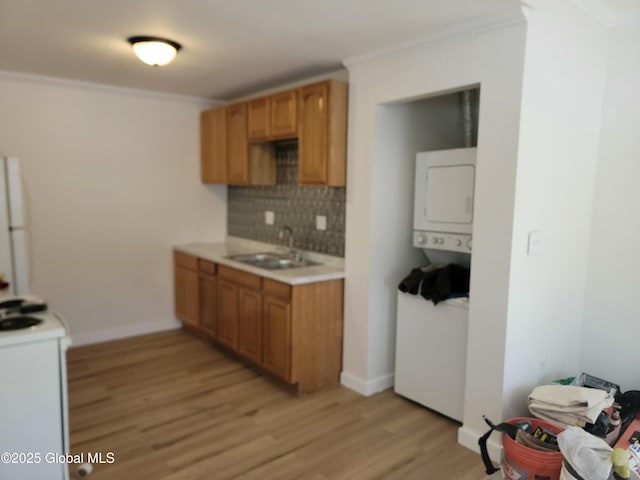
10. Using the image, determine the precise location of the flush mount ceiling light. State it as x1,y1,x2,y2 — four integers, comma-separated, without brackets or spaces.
127,36,181,66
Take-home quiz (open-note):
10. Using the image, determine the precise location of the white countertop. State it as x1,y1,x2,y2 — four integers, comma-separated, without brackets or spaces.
174,237,345,286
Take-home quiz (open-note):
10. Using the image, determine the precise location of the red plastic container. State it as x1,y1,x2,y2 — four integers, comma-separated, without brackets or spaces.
502,417,563,480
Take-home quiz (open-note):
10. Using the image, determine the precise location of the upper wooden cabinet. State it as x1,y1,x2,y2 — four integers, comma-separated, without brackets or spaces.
298,80,347,187
200,79,346,187
201,103,276,186
248,97,270,142
270,89,297,140
227,103,250,185
200,107,227,183
248,89,297,142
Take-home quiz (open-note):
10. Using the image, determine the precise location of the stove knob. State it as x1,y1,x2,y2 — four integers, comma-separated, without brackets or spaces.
455,239,462,246
416,233,427,245
431,237,438,244
467,239,473,250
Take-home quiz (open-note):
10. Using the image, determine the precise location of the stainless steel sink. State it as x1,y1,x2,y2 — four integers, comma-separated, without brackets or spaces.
226,252,320,270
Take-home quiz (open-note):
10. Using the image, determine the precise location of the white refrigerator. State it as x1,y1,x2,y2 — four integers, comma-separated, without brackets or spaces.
0,157,30,295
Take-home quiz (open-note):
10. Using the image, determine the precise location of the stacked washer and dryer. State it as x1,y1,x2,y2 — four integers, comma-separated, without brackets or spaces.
394,147,476,422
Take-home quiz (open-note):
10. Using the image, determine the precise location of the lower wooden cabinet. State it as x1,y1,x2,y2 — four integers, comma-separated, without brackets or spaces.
262,295,292,382
217,279,239,350
174,252,200,329
199,271,217,338
237,288,262,365
174,250,344,393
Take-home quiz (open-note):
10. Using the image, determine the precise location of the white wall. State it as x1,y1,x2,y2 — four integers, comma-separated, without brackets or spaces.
500,0,608,419
342,19,527,450
0,73,226,345
582,22,640,390
342,0,619,456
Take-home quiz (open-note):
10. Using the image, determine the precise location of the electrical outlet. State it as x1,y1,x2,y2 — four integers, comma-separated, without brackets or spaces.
316,215,327,231
265,211,274,225
527,231,542,256
527,231,543,256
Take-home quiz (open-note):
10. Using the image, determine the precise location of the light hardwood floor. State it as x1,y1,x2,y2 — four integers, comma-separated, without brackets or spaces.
67,329,486,479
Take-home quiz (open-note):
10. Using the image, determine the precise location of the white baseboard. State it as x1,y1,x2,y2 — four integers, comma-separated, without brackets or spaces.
458,425,503,467
70,319,182,347
340,371,395,396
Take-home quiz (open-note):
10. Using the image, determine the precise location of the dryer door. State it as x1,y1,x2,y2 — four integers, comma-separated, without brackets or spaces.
426,164,474,226
413,148,476,235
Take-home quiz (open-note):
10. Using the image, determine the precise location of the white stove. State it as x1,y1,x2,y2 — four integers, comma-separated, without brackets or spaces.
0,295,71,480
0,297,67,347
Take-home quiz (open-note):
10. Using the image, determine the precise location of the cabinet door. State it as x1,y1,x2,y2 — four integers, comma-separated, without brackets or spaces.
237,288,262,365
227,103,249,184
270,89,297,139
248,97,269,142
175,265,199,328
199,274,217,338
200,107,228,183
298,82,329,184
262,295,292,382
217,279,239,350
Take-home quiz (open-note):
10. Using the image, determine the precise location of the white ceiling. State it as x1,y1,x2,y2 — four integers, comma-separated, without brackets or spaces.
0,0,637,101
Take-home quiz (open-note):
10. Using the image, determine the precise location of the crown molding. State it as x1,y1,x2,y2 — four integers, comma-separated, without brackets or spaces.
342,10,526,69
612,10,640,26
0,69,223,107
230,68,348,102
567,0,640,26
567,0,618,25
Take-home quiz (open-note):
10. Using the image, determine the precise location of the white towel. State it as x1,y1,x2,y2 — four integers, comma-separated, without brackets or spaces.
528,385,614,428
558,426,612,480
530,385,611,408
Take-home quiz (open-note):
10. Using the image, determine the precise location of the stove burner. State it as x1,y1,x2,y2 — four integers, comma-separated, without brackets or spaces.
0,316,43,331
0,299,26,309
0,299,48,316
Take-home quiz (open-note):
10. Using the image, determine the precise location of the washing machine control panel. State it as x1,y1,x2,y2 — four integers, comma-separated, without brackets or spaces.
413,231,473,253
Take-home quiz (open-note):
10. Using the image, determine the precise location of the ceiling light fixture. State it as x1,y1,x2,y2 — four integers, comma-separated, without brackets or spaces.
127,36,182,66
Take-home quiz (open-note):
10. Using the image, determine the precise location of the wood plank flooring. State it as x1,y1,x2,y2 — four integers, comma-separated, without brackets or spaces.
67,329,486,479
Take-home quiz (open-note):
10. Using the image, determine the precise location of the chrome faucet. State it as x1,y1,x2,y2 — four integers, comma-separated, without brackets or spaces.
278,226,300,260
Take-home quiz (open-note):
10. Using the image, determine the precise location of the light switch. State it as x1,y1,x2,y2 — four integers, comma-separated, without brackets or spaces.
265,211,275,225
527,230,543,256
316,215,327,231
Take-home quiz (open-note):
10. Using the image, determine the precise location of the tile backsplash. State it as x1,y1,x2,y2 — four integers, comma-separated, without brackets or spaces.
227,140,346,257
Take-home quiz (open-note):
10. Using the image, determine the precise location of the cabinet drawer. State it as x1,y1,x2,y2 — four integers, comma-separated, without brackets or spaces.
198,259,216,276
218,265,262,290
174,251,198,270
263,279,291,299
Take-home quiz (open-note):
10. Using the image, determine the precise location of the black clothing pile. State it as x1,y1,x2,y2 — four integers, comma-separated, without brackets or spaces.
398,263,470,304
